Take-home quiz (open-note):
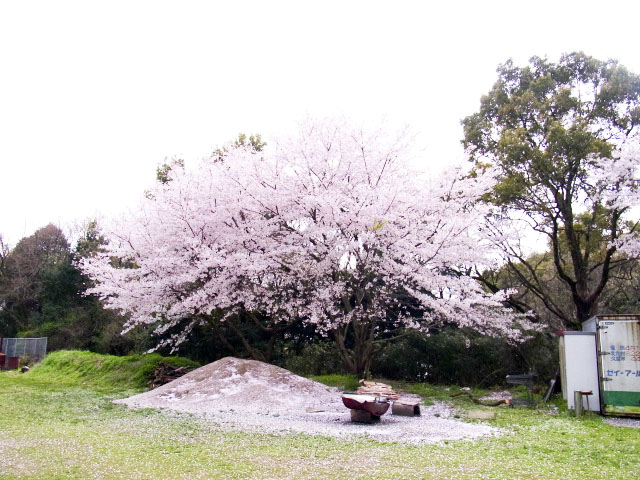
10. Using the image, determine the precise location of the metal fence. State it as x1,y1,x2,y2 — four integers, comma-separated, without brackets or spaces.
1,337,48,359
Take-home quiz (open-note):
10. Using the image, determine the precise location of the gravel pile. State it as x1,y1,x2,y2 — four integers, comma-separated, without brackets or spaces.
118,357,343,415
116,357,501,444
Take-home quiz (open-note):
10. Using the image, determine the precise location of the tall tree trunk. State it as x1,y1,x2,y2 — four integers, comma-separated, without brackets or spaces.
331,320,375,379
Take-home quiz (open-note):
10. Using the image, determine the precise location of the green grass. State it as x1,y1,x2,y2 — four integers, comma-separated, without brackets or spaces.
26,350,200,391
0,351,639,479
309,374,360,392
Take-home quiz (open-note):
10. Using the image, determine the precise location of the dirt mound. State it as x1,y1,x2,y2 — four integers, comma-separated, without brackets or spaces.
116,357,342,415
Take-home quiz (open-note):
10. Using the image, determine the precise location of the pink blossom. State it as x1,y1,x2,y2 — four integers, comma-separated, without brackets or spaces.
81,119,533,353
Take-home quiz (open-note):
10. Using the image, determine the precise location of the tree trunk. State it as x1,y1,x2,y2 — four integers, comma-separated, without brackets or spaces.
574,291,598,329
331,321,375,379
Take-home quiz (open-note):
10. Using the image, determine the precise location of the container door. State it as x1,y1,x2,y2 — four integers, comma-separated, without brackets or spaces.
597,319,640,416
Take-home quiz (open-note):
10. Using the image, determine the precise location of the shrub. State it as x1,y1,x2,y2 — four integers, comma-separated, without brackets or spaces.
371,328,557,387
282,341,347,376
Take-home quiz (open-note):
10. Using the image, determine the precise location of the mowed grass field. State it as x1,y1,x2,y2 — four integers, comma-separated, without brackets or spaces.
0,351,638,480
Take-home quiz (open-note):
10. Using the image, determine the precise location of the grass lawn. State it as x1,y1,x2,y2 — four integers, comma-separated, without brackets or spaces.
0,351,638,479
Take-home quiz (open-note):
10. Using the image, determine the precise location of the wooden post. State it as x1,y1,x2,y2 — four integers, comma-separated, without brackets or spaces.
574,391,584,417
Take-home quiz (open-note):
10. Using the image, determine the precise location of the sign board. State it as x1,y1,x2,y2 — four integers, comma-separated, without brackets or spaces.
595,319,640,416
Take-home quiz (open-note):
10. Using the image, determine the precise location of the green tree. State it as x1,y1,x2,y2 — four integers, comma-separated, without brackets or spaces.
0,224,70,335
155,134,264,183
463,52,640,329
155,158,185,184
0,223,137,354
483,246,640,332
214,133,265,162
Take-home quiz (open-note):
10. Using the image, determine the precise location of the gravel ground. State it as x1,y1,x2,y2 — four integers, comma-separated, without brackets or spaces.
602,417,640,428
194,402,500,444
116,357,501,444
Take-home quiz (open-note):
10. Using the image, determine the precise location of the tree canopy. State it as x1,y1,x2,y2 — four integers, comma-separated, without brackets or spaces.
0,223,133,353
463,52,640,328
81,119,530,376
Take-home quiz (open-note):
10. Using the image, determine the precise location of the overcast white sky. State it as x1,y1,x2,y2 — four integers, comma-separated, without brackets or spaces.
1,0,639,246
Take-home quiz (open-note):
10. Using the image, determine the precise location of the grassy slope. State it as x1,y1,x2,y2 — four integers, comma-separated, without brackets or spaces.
0,351,638,479
27,350,200,391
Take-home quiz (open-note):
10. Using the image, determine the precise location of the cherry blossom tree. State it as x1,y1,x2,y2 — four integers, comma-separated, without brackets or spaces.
82,119,530,376
596,142,640,257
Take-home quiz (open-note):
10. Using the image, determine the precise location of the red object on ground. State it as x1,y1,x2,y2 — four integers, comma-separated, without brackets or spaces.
0,353,5,369
3,356,19,370
341,394,390,417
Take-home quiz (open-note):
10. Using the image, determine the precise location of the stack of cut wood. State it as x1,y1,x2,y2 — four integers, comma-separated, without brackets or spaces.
148,363,194,388
356,380,400,400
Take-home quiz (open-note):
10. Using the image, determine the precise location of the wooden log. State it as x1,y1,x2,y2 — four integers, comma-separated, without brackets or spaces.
392,401,421,416
148,364,194,388
350,409,379,423
356,380,400,399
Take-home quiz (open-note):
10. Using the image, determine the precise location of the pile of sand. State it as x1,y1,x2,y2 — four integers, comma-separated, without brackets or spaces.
116,357,500,444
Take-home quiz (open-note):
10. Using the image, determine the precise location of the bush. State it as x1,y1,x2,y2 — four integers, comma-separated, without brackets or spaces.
282,341,348,376
371,328,557,387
